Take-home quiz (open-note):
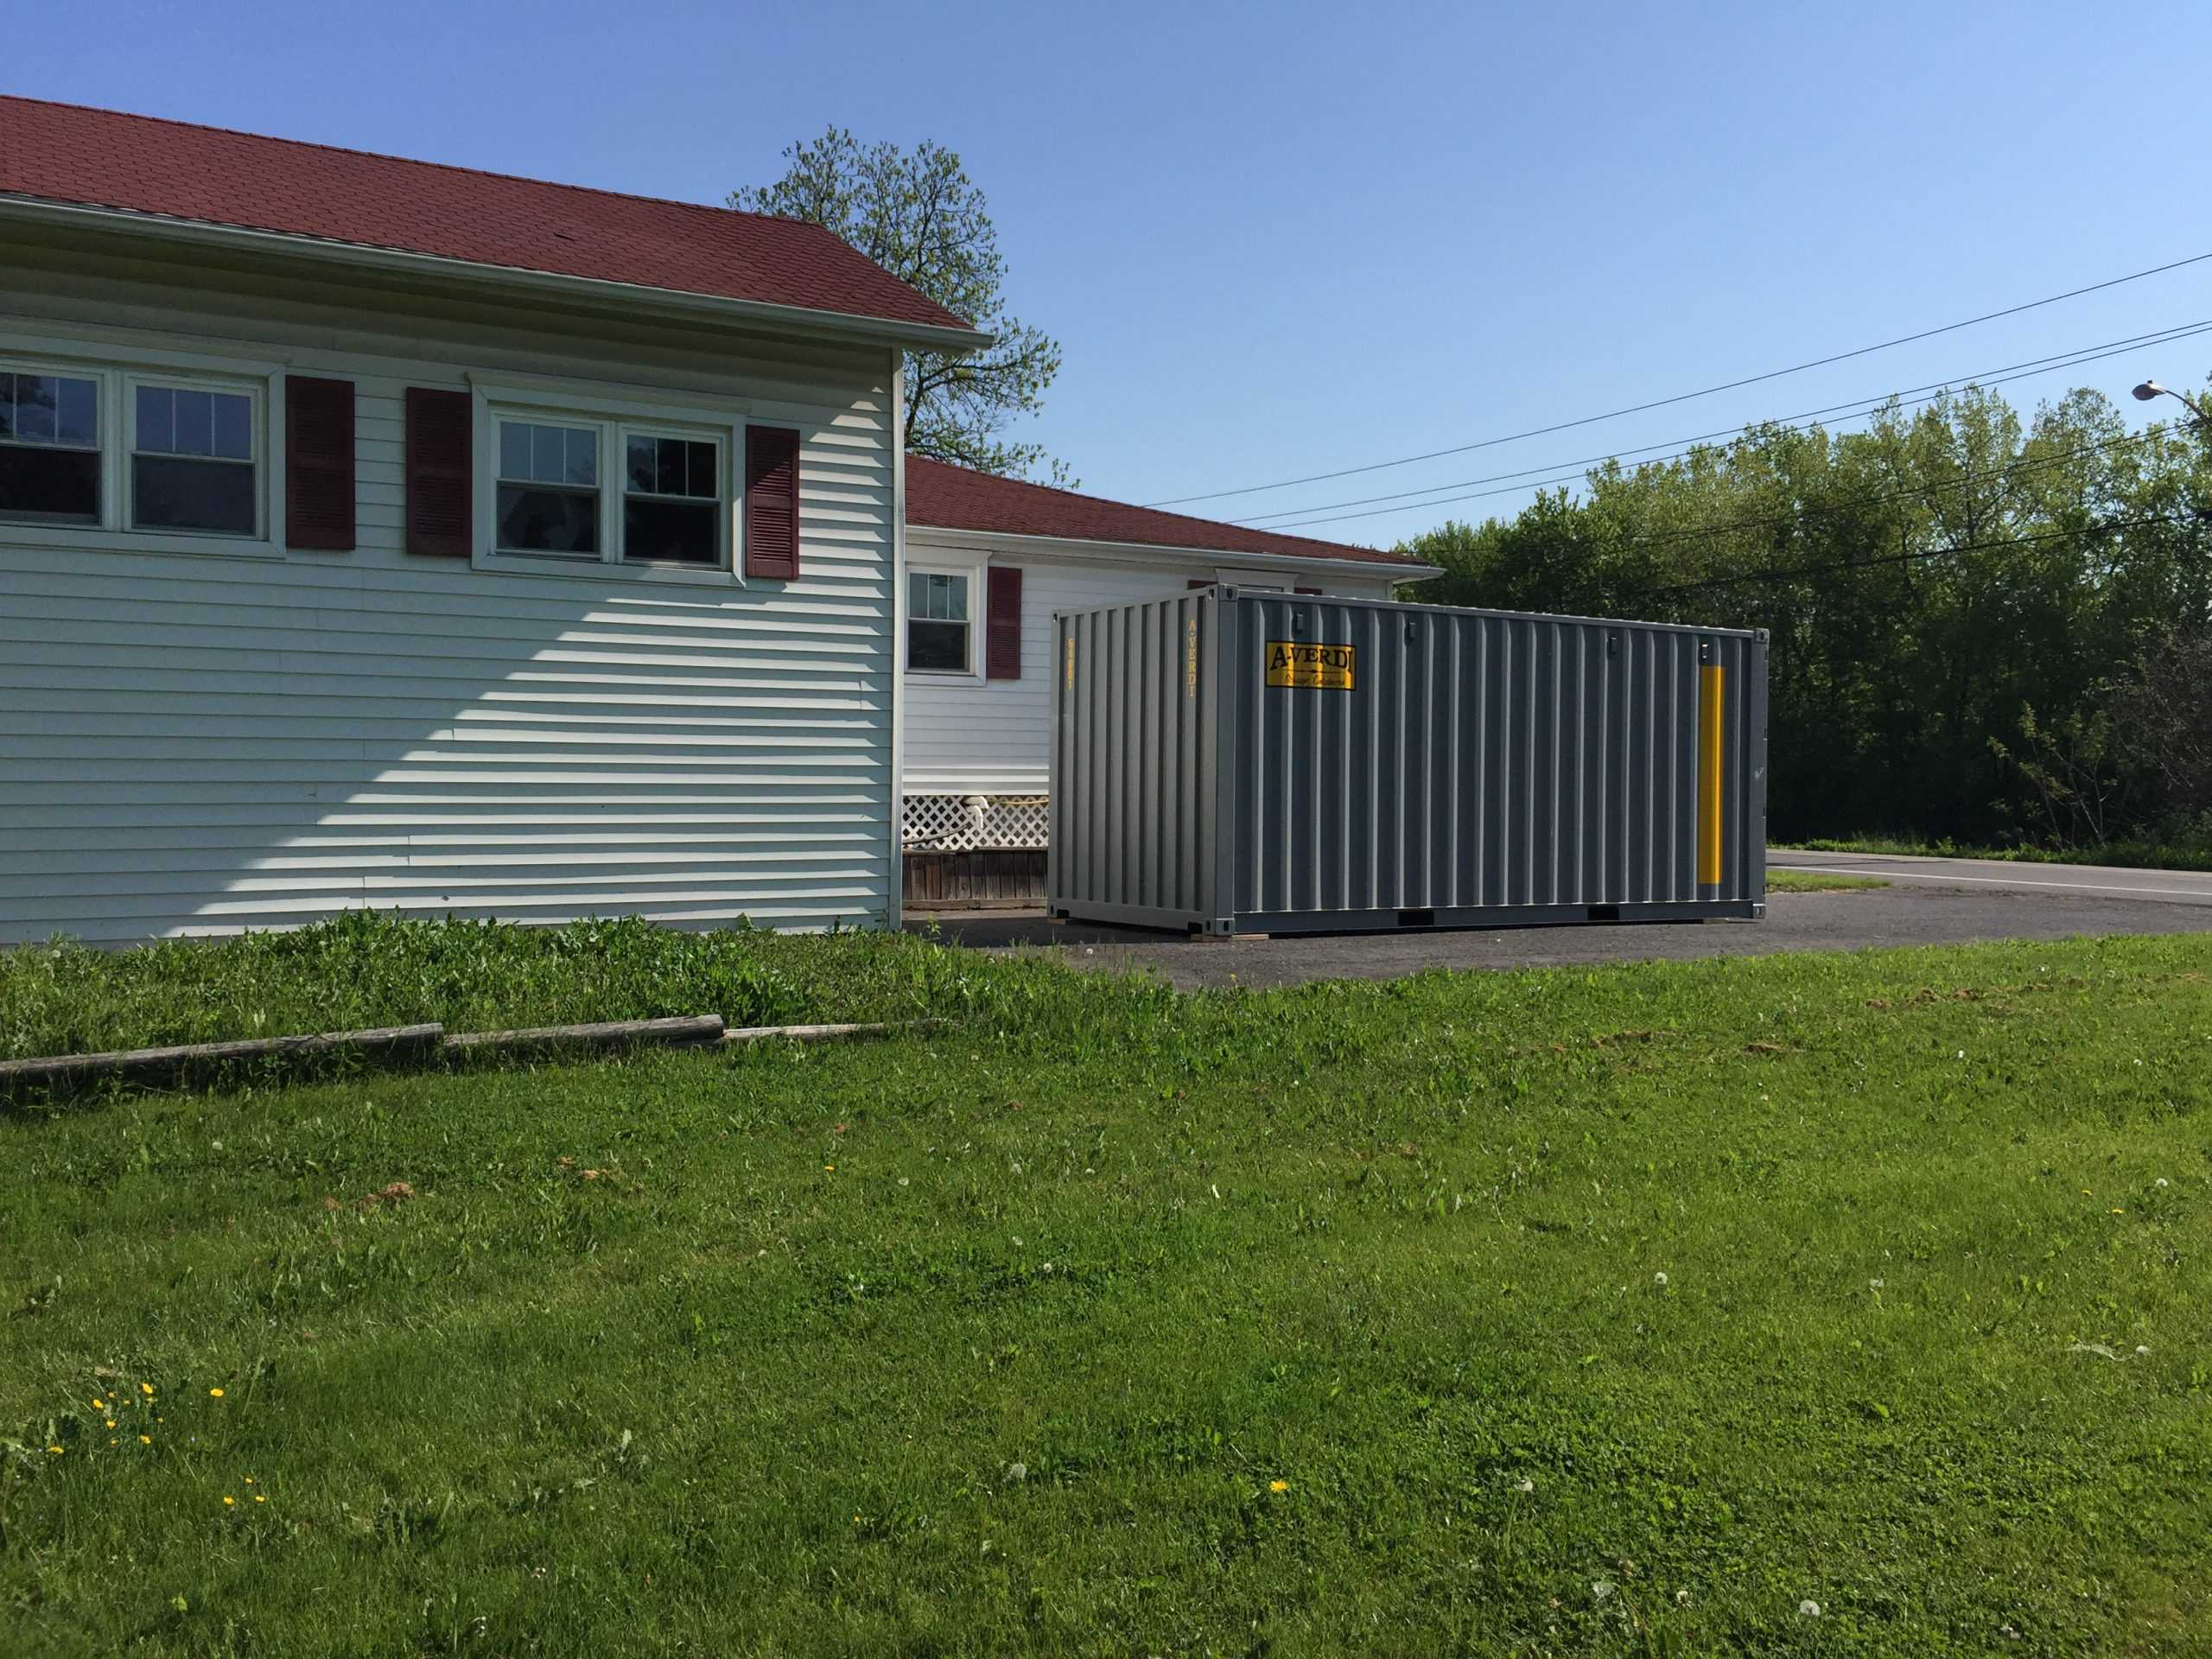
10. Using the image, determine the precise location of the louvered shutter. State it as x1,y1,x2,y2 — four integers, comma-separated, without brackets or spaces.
985,565,1022,680
284,376,355,550
744,426,800,579
404,387,472,558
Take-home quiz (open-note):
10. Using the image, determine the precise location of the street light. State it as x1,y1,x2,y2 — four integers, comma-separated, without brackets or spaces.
2133,378,2212,428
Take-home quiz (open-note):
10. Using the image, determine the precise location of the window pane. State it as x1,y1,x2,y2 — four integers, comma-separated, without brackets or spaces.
531,424,565,484
17,376,57,443
566,427,596,486
626,434,656,493
501,421,533,482
0,445,99,524
498,484,598,554
57,377,97,446
213,392,251,461
137,385,173,454
133,455,255,534
174,389,214,457
0,374,12,441
654,436,684,496
684,441,716,498
915,571,969,620
907,619,968,672
625,497,718,564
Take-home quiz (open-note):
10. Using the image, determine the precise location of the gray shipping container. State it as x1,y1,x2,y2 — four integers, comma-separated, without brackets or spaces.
1049,588,1767,934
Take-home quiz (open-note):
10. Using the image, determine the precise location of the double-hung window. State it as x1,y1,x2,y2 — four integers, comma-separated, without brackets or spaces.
0,370,102,525
0,355,270,543
624,434,720,564
497,418,601,555
485,398,730,572
906,569,973,672
131,381,257,536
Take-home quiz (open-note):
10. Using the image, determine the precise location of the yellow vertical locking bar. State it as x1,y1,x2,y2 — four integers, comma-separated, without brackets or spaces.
1697,661,1726,896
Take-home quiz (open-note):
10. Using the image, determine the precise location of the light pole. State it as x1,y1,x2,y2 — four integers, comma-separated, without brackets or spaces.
2133,379,2212,429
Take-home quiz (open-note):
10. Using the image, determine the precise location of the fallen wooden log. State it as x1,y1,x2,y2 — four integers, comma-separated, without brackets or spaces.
2,1012,937,1100
441,1014,726,1054
0,1023,447,1094
720,1020,898,1045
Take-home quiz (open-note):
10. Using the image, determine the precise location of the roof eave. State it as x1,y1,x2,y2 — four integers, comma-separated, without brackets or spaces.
906,521,1440,581
0,194,994,353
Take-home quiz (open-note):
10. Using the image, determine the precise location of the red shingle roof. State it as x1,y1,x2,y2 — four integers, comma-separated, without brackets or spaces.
0,96,977,337
905,457,1430,569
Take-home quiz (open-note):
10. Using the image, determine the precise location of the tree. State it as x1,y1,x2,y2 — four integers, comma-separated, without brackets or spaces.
1394,377,2212,847
733,129,1070,484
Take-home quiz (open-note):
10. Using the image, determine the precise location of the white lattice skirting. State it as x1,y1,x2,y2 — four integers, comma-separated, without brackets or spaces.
903,794,1051,852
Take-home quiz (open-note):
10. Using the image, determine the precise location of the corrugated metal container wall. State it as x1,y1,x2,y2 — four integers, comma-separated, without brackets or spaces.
1049,589,1766,934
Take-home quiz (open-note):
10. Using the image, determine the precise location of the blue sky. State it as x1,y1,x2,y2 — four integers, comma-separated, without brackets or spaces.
11,1,2211,547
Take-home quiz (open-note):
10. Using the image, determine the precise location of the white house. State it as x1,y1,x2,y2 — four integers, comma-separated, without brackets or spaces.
0,95,983,943
897,458,1435,904
0,94,1437,941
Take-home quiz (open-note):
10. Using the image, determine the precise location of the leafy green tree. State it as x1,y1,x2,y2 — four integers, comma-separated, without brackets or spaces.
1397,378,2212,845
733,129,1070,484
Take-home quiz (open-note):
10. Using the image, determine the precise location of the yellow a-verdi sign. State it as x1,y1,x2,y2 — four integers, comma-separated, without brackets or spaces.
1265,639,1356,690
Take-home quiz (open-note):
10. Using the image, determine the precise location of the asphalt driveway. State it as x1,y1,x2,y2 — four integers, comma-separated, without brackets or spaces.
909,849,2212,991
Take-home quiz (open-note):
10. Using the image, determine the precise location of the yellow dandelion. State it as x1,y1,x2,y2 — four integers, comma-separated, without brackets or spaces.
209,1388,225,1398
245,1476,256,1484
1269,1479,1289,1493
223,1495,235,1507
254,1494,266,1503
48,1446,64,1455
92,1397,106,1410
105,1420,116,1429
140,1434,152,1445
824,1164,836,1172
141,1382,154,1395
110,1438,118,1446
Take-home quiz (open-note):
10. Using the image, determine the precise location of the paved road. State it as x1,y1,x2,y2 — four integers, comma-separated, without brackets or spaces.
912,853,2212,991
1768,846,2212,906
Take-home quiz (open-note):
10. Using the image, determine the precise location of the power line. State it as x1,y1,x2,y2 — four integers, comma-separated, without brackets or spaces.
1443,424,2191,577
1631,513,2190,601
1236,321,2212,528
1144,250,2212,508
1262,334,2212,535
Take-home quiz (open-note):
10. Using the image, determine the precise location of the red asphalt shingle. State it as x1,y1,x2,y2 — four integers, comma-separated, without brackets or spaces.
0,96,976,336
904,456,1427,569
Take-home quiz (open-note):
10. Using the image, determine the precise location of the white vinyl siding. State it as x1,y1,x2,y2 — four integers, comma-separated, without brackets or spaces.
0,257,897,943
899,540,1402,797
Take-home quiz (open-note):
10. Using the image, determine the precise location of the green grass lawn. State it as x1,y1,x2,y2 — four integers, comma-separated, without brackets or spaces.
4,928,2210,1655
0,913,1018,1063
1764,868,1890,893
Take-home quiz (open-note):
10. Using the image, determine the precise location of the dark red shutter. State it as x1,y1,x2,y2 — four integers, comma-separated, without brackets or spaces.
284,376,355,550
1188,578,1214,589
1294,585,1323,595
404,387,472,558
744,426,800,579
986,565,1022,680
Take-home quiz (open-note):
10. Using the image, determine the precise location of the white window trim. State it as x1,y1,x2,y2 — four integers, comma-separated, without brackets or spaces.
0,336,286,562
905,555,986,682
470,379,745,588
